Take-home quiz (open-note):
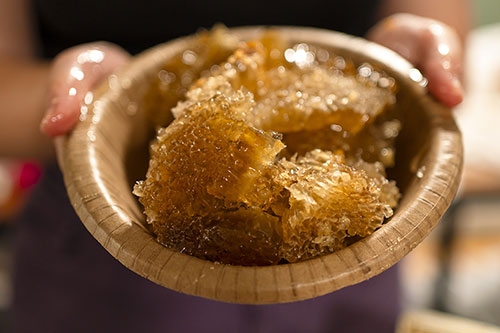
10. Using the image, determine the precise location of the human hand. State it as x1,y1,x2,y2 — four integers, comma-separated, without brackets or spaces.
367,13,464,107
40,42,131,137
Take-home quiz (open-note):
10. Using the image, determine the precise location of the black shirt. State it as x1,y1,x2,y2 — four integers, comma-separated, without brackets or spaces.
32,0,381,56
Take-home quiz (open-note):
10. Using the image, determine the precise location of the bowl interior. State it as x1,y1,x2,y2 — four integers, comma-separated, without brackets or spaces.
57,26,463,304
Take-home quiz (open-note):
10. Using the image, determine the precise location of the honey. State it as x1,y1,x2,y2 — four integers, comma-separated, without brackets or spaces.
134,28,401,265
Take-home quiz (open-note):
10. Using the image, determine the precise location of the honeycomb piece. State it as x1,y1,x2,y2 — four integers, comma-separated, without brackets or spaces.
135,28,402,265
274,150,399,262
144,25,239,128
199,37,396,136
134,82,286,265
282,116,401,167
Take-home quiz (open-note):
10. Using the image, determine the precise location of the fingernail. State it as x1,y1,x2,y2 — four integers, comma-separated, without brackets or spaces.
40,97,77,137
40,99,61,134
450,75,463,95
452,84,464,105
442,77,464,107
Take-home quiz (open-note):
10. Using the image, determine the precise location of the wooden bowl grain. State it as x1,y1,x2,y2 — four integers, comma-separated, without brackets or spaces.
56,26,463,304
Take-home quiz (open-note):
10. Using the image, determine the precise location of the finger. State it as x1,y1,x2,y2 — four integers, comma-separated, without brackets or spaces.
421,24,464,107
41,42,131,137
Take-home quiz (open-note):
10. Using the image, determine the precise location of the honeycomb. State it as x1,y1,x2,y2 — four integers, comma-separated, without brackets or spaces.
134,28,401,265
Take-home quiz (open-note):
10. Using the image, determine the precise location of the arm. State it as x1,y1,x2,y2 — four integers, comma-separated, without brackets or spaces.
0,0,130,161
0,0,52,160
376,0,472,40
368,0,473,107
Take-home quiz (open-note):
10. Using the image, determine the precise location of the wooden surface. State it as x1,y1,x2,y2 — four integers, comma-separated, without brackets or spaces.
56,26,463,304
397,310,500,333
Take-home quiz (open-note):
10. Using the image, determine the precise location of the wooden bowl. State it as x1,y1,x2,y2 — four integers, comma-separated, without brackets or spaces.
57,26,463,304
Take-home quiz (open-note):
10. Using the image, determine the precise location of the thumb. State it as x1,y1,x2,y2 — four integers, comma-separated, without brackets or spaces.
420,25,464,107
41,42,131,137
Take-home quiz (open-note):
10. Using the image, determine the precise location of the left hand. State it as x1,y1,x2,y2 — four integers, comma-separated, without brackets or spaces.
367,13,464,107
40,42,131,137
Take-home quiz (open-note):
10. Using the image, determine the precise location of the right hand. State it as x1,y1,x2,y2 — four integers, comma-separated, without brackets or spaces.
40,42,131,137
367,13,464,108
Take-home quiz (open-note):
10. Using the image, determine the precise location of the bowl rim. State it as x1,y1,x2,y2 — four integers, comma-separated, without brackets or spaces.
57,26,463,304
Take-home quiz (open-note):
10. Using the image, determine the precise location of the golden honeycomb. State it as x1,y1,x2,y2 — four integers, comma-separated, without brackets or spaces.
134,28,401,266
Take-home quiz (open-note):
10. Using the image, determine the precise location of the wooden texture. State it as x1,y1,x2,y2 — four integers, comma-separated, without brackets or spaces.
56,27,463,304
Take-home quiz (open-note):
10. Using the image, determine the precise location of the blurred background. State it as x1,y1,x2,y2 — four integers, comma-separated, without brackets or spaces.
400,0,500,328
475,0,500,26
1,0,500,330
